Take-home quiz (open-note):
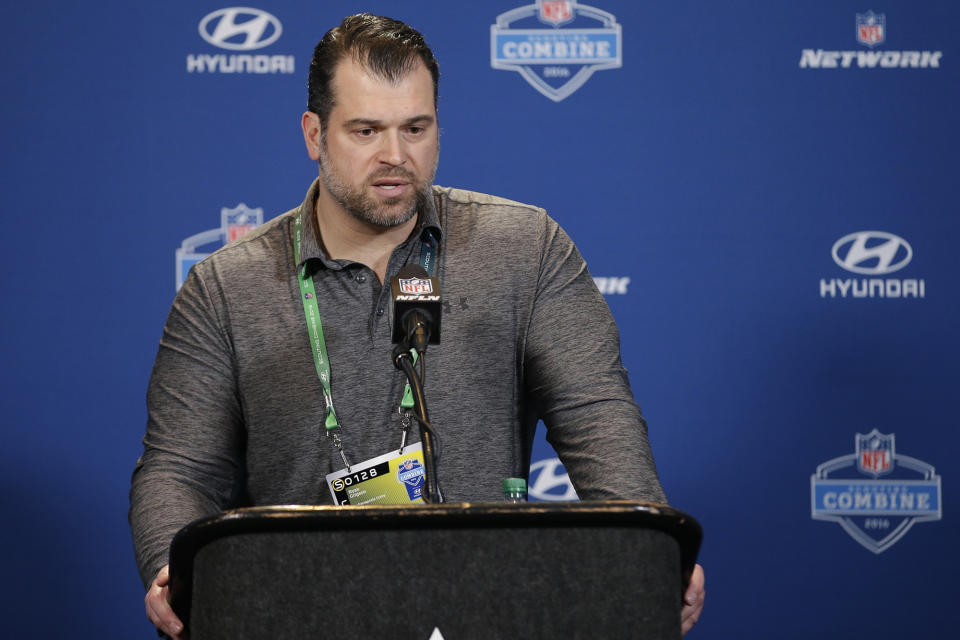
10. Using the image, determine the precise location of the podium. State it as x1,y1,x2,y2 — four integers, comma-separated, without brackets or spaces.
168,501,701,639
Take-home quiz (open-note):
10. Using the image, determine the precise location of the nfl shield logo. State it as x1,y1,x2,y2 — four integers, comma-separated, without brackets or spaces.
222,203,263,243
856,11,885,48
399,277,433,294
856,429,894,477
176,203,264,290
540,1,574,26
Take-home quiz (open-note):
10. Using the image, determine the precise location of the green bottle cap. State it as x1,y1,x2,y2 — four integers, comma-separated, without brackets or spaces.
503,477,527,493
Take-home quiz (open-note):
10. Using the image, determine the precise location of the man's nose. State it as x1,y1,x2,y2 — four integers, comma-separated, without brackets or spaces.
378,130,406,166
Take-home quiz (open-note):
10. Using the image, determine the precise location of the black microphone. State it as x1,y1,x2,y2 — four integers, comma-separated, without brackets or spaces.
389,265,444,503
390,264,442,352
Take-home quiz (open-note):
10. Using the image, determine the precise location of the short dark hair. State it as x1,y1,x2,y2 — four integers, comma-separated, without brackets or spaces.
307,14,440,123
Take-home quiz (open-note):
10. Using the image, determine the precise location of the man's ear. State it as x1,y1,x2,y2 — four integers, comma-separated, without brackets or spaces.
301,111,323,162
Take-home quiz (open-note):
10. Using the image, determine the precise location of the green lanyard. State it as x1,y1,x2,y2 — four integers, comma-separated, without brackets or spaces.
293,209,436,468
294,211,349,466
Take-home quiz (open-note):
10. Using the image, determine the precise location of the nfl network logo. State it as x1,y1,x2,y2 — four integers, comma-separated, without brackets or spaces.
811,430,941,553
856,10,885,48
175,203,263,290
490,0,622,102
799,10,941,69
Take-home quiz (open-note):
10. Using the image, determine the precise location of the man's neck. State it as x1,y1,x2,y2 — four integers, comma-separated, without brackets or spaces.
314,191,419,284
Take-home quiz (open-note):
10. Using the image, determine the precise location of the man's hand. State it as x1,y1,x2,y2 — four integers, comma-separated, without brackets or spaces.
681,563,705,635
145,565,187,639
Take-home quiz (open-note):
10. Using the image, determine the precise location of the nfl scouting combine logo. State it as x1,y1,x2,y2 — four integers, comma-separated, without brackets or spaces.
800,10,942,69
175,203,263,290
187,7,295,74
490,1,622,101
811,430,942,553
397,458,425,501
819,231,925,299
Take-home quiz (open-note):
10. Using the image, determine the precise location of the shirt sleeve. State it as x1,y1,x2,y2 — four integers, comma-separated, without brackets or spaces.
129,264,246,588
522,211,668,504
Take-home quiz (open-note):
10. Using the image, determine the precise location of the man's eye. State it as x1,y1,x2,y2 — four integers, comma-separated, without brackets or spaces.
356,128,376,137
407,126,424,135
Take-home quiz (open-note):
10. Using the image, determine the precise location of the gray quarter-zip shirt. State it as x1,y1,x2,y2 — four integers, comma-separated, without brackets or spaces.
130,180,666,587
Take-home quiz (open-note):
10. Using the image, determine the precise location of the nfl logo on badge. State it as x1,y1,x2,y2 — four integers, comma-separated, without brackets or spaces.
856,11,885,48
399,278,433,294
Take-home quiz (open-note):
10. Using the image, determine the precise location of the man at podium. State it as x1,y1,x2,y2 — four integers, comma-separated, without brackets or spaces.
131,13,704,638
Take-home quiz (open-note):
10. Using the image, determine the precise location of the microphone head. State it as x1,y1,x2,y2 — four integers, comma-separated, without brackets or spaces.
390,264,442,345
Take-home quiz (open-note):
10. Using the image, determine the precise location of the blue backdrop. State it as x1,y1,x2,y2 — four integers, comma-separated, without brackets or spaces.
2,1,956,636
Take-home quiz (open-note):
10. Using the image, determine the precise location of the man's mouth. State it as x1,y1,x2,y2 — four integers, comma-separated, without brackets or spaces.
372,177,410,195
374,179,406,187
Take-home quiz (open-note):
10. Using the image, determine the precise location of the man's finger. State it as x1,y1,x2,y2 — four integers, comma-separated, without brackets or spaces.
684,564,705,605
681,607,701,634
680,564,705,635
146,566,184,637
146,591,183,635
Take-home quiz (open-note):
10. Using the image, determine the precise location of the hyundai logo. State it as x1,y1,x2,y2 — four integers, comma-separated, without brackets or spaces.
831,231,912,275
199,8,282,51
528,458,579,501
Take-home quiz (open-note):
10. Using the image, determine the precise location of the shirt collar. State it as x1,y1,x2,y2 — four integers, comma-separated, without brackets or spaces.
295,179,327,270
418,186,444,244
295,179,444,271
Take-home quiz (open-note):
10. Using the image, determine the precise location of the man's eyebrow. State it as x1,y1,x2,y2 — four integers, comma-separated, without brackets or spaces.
403,114,436,126
341,115,436,128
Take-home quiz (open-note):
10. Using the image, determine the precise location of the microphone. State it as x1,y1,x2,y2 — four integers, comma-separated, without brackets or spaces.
390,264,442,353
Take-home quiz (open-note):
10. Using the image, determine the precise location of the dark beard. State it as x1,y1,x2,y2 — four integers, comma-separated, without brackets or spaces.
318,144,434,228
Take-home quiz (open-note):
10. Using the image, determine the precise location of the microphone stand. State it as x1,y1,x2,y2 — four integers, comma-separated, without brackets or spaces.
393,345,442,503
